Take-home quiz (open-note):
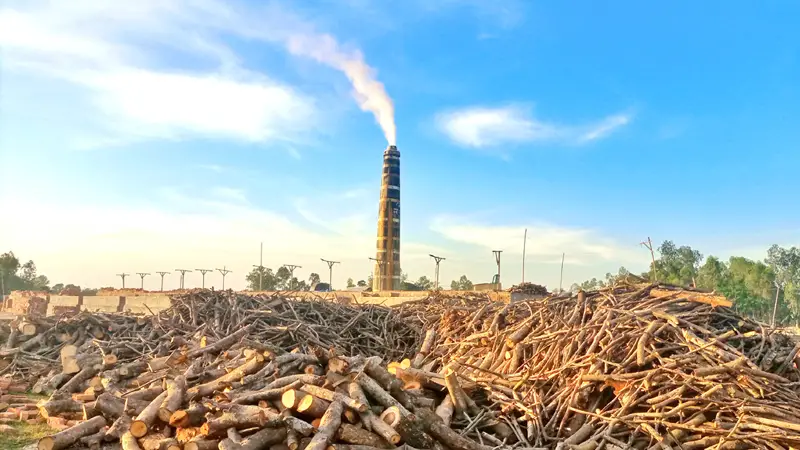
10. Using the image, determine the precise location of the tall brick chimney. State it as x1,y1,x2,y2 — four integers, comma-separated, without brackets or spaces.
373,145,400,291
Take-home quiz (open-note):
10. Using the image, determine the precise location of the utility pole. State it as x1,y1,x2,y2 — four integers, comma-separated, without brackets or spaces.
283,264,302,290
522,228,527,284
156,271,170,291
116,273,130,289
253,242,264,291
321,259,340,291
217,266,232,290
136,272,150,289
640,237,657,282
772,280,784,328
369,257,386,291
196,269,212,288
175,269,192,290
559,253,565,293
492,250,502,291
429,254,445,290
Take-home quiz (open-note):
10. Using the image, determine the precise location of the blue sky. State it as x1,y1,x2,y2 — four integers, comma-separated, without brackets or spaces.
1,0,799,291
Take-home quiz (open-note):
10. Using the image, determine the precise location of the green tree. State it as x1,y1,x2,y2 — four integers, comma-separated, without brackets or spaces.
450,275,473,291
275,266,291,290
696,256,728,291
357,280,367,287
766,245,800,323
346,278,355,288
308,273,321,286
415,276,433,290
655,241,703,286
246,266,277,291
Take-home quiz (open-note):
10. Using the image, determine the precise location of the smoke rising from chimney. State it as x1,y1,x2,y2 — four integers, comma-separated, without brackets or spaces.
286,33,396,145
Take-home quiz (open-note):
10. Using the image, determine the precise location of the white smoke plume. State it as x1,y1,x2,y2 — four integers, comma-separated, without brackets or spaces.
286,33,396,145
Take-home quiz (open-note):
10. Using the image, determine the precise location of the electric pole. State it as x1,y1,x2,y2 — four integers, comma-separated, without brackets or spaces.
559,252,565,293
195,269,212,288
136,272,150,289
640,237,657,282
175,269,192,289
116,273,129,289
156,271,170,291
492,250,502,291
772,280,785,328
283,264,302,290
522,228,527,284
429,254,445,290
253,242,265,291
369,257,386,291
217,266,232,290
321,258,340,291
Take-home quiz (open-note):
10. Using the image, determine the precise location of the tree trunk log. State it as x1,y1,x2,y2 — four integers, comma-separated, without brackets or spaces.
158,375,186,422
105,414,132,442
39,399,83,419
130,391,168,438
304,400,343,450
183,438,220,450
37,415,107,450
232,380,303,405
200,405,268,438
336,423,392,448
95,392,125,421
297,393,331,418
121,431,142,450
217,427,286,450
168,403,209,428
415,408,493,450
187,355,264,400
188,325,251,358
300,384,367,412
56,365,101,396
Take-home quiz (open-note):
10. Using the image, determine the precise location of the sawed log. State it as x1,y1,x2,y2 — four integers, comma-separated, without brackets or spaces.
37,415,107,450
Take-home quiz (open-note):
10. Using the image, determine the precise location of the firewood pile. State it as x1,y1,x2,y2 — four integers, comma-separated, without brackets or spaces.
2,285,800,449
507,283,549,296
395,282,800,449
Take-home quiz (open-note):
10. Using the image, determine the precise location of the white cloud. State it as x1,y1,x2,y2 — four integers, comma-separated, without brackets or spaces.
0,0,393,148
436,105,632,148
210,187,248,204
430,214,639,265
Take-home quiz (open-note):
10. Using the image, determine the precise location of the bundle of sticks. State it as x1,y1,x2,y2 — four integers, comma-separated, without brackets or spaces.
507,284,549,296
397,282,800,449
1,292,420,380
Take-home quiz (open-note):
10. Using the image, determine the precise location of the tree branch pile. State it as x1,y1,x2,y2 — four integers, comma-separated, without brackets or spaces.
395,282,800,449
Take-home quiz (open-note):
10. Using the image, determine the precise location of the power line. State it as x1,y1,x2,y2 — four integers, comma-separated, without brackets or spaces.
156,272,170,291
196,269,212,288
320,259,340,291
116,273,130,289
429,254,445,290
136,272,150,289
175,269,192,290
217,266,232,290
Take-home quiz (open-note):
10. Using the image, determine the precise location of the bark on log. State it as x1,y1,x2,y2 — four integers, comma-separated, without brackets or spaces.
233,380,303,405
124,386,165,402
200,405,268,437
188,325,252,358
415,408,493,450
130,391,168,438
105,414,132,442
434,395,453,427
188,355,264,400
368,414,401,445
300,384,367,412
56,365,101,396
121,431,142,450
137,432,177,450
265,374,326,390
304,400,343,450
184,439,220,450
336,423,392,448
355,374,410,416
37,415,107,450
393,413,436,450
412,330,436,368
297,393,331,418
79,428,107,450
83,401,100,420
95,392,125,421
39,399,83,419
169,403,209,428
217,427,287,450
158,375,186,422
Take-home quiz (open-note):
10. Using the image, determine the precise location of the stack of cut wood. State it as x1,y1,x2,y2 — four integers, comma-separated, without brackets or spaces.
0,292,420,380
396,282,800,449
506,283,549,296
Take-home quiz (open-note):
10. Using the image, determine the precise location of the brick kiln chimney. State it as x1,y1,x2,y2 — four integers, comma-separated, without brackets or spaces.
373,145,401,291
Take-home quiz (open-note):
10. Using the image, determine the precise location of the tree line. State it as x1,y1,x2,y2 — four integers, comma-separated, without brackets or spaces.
0,251,99,296
571,241,800,325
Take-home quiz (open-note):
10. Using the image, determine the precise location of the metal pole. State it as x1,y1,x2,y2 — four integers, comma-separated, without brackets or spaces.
429,254,445,290
321,259,340,291
259,242,263,291
772,281,782,328
156,272,169,291
196,269,212,288
136,273,150,289
522,228,527,284
492,250,502,291
175,269,192,289
217,266,232,290
283,265,302,290
116,273,129,289
559,253,565,293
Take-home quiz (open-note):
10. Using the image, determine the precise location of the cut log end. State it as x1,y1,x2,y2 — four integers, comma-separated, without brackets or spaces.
380,406,401,428
130,420,149,438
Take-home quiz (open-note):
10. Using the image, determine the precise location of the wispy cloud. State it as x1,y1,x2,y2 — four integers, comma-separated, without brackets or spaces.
210,187,248,204
430,214,639,265
0,0,394,149
436,105,632,149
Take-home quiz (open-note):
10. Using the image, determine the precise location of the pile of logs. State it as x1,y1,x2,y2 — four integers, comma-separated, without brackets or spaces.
1,292,420,380
4,284,800,449
396,282,800,448
506,283,549,296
